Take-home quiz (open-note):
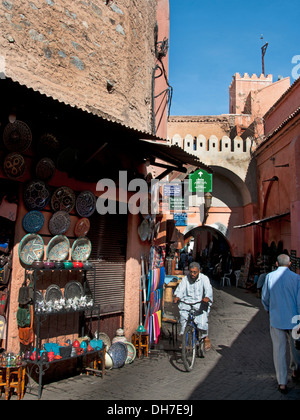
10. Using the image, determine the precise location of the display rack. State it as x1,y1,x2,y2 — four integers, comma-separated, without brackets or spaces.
24,266,104,399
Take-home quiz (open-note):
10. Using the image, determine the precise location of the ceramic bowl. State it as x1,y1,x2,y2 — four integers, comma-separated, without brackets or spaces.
83,261,93,270
73,261,83,269
64,261,74,269
54,261,65,269
44,261,55,269
31,260,44,269
105,352,113,370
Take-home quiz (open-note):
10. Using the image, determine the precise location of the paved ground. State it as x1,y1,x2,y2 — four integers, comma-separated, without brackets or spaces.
7,282,300,401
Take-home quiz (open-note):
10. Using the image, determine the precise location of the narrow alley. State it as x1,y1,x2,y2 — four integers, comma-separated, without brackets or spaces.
20,283,300,401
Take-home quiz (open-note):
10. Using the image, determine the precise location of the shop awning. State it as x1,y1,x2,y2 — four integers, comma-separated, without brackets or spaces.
233,212,290,229
2,77,212,181
135,139,212,175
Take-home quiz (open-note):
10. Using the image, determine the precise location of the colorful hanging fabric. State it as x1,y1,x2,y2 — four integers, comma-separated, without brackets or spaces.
149,245,166,270
147,267,166,301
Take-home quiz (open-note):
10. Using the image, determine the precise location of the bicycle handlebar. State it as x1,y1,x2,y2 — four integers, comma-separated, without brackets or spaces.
178,300,202,306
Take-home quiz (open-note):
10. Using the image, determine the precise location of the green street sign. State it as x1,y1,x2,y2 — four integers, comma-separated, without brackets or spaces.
189,169,212,193
169,197,189,211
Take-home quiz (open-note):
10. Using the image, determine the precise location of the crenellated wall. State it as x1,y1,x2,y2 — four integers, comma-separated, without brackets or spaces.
169,134,252,181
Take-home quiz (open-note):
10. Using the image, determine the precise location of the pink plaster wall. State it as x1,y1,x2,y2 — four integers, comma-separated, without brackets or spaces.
264,78,300,135
229,73,273,114
154,0,170,139
256,105,300,255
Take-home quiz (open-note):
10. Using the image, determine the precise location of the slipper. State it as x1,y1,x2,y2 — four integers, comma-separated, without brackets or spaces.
278,385,288,394
204,337,211,352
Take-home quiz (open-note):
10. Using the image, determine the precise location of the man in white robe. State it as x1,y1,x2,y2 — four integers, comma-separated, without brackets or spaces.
174,262,213,349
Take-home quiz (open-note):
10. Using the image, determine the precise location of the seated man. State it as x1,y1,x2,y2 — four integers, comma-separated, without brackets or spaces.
173,262,213,351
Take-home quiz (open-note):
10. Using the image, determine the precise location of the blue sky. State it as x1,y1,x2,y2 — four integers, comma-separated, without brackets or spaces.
168,0,300,116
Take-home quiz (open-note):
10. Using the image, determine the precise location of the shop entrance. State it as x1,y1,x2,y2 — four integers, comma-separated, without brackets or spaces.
184,225,232,282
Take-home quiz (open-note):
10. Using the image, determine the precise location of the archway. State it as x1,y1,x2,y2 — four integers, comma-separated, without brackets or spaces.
184,225,232,280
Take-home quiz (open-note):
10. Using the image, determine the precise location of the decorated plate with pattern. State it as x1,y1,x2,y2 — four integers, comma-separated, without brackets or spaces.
75,190,96,218
64,281,84,300
99,332,111,350
3,120,32,153
45,284,63,303
46,235,70,262
71,237,92,261
22,210,45,233
51,186,76,213
23,180,51,211
124,341,136,364
19,233,44,265
3,152,26,179
74,218,90,237
48,211,71,235
35,157,55,182
107,342,128,369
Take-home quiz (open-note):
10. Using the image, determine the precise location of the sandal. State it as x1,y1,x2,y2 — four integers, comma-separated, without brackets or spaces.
278,385,288,394
204,337,211,351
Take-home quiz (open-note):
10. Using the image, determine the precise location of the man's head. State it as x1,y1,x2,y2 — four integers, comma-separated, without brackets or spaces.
189,262,200,281
277,254,290,267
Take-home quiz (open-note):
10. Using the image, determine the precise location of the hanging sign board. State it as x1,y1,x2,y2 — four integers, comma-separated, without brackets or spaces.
163,183,182,197
169,197,189,211
174,212,187,226
189,169,212,193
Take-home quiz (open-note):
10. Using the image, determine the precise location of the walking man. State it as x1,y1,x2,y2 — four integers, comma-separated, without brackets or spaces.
262,254,300,394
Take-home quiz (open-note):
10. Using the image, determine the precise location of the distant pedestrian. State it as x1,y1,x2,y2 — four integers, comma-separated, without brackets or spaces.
180,250,187,273
261,254,300,394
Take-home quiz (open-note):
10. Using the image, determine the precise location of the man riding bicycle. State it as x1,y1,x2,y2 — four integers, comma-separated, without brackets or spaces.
174,262,213,351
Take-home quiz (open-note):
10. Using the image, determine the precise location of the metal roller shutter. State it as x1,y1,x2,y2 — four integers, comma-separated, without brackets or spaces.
86,212,128,315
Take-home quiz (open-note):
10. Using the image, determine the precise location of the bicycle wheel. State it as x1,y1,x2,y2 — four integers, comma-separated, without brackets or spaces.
182,324,196,371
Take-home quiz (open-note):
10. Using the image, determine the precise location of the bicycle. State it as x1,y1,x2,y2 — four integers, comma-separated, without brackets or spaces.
179,300,208,372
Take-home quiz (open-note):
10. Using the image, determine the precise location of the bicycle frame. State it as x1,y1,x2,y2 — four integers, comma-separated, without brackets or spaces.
179,300,205,371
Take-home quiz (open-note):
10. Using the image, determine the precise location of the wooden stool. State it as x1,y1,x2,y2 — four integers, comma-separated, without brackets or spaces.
3,364,26,400
0,366,6,399
85,348,106,378
131,332,149,358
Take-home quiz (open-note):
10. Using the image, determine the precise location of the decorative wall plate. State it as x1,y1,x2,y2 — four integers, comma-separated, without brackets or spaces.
37,133,60,158
45,284,63,303
74,218,90,237
71,237,92,261
105,352,113,370
46,235,70,261
3,120,32,153
75,190,96,218
23,180,51,211
35,290,44,305
19,233,44,265
98,332,111,350
124,341,136,364
3,152,26,179
35,157,55,182
64,281,84,300
22,210,45,233
138,219,149,242
107,342,128,368
48,211,71,235
51,186,76,213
